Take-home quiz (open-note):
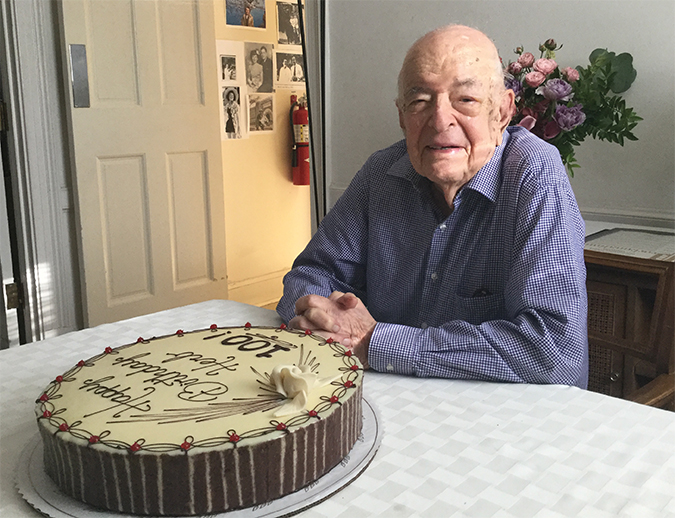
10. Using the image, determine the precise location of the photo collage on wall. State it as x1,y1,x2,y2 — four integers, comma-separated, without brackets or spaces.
218,0,305,140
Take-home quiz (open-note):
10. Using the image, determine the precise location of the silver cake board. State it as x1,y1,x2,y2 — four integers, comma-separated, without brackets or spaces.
16,397,382,518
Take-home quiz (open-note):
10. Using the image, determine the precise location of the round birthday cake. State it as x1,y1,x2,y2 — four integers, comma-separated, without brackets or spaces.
35,324,363,515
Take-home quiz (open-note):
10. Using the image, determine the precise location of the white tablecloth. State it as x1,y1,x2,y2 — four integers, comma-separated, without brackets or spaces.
2,300,674,517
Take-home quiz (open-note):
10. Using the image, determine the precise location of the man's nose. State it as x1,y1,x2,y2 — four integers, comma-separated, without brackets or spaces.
429,97,458,132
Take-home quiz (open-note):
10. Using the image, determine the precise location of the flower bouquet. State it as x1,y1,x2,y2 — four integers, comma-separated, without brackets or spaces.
504,39,642,176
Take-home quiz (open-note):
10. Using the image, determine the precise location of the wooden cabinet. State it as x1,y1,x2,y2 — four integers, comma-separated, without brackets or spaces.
584,231,674,408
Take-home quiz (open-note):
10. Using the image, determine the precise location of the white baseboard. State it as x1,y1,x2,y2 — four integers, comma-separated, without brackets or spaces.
227,269,288,308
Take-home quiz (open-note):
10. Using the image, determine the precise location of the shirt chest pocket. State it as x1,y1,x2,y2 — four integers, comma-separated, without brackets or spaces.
452,292,503,325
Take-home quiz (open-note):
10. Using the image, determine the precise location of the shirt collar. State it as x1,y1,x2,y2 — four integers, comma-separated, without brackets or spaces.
463,129,510,203
387,131,511,203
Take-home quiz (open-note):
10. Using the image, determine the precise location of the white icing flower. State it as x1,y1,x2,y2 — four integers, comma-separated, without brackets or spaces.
270,364,339,417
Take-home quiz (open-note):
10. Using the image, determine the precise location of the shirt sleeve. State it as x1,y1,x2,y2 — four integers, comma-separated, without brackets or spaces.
368,172,589,388
276,165,371,323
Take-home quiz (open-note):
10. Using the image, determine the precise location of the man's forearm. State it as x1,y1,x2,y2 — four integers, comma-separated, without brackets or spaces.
367,310,587,387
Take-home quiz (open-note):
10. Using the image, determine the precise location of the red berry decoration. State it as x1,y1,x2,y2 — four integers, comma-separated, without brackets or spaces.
130,442,142,452
210,324,218,331
245,322,252,329
308,410,318,417
176,329,184,336
276,422,286,431
181,441,191,451
304,329,312,335
279,323,287,330
40,393,49,402
77,360,85,367
330,395,339,403
344,350,352,357
55,375,63,383
326,337,334,344
89,435,100,444
104,346,113,354
344,380,354,388
59,423,69,432
42,410,52,418
137,337,144,343
229,433,240,443
350,364,359,371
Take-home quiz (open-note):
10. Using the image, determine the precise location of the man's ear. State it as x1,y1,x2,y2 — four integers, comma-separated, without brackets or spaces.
492,89,515,146
396,100,406,132
498,89,516,133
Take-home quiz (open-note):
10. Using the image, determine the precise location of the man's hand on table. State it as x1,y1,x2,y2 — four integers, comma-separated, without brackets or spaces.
289,291,375,369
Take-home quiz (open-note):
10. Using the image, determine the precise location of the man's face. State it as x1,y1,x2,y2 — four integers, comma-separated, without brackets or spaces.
397,30,513,190
260,48,268,61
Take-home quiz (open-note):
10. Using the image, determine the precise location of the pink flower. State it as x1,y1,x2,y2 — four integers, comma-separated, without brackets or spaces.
518,115,537,130
543,120,561,140
507,62,523,75
561,67,580,82
525,71,546,87
533,58,557,75
518,52,535,67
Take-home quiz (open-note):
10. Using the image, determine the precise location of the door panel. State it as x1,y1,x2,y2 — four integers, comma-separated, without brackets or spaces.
61,0,227,326
167,151,213,287
87,0,139,105
98,155,153,304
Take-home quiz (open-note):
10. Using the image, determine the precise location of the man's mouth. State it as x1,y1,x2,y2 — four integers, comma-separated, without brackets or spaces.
427,145,463,151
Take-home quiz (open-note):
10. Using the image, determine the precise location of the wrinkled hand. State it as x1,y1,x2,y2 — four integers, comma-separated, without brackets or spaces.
289,291,375,369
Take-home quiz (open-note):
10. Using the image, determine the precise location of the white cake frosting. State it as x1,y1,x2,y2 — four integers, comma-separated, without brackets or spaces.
35,325,364,515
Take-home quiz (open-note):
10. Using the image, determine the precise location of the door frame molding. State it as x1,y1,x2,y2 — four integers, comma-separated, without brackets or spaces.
0,0,81,342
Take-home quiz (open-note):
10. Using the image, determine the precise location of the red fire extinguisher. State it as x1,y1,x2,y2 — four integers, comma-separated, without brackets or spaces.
290,94,310,185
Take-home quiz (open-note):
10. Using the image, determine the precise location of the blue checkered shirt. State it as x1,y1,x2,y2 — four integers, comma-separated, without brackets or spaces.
278,127,588,388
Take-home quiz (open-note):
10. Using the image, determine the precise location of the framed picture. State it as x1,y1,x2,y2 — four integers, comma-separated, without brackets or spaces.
221,55,237,82
275,51,304,88
244,42,275,93
249,93,274,133
276,1,302,46
226,0,266,28
222,87,243,139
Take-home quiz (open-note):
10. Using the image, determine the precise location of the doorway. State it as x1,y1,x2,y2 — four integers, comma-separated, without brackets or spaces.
0,0,82,345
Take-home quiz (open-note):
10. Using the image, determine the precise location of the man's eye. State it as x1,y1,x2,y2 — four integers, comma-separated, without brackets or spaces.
407,99,429,111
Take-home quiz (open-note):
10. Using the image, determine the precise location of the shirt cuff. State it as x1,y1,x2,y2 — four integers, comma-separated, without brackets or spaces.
368,322,420,375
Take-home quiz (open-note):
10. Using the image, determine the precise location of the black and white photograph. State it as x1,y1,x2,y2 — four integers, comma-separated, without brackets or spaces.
275,51,305,88
244,42,274,93
226,0,266,28
249,93,273,132
276,1,302,46
221,55,237,82
222,87,242,139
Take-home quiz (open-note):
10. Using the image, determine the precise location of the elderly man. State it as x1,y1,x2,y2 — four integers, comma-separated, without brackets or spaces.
277,25,589,388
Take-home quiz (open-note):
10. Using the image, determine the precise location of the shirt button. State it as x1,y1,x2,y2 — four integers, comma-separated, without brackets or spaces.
431,272,438,281
421,322,428,329
439,224,447,230
386,363,394,371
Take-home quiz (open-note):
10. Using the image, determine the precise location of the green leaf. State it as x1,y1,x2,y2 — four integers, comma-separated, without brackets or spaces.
589,48,610,65
609,52,637,93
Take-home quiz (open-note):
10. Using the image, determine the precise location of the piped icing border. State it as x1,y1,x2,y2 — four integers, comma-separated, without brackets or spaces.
36,325,362,454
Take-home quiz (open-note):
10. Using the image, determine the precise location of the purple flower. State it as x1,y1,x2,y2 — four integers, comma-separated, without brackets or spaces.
554,104,586,131
504,76,523,96
536,78,573,101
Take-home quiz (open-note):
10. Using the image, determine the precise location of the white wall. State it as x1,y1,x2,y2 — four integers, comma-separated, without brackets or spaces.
324,0,675,225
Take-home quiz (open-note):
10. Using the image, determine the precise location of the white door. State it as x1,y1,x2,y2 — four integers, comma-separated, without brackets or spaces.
61,0,227,327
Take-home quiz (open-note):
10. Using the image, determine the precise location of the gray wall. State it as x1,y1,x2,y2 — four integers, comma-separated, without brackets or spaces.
324,0,675,225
